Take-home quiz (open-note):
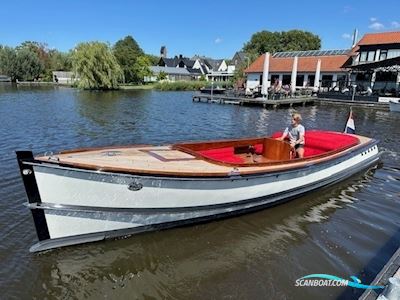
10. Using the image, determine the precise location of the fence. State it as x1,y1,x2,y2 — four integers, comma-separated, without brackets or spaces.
318,80,399,98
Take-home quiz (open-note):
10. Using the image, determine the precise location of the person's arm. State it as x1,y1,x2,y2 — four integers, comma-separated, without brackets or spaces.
278,127,289,141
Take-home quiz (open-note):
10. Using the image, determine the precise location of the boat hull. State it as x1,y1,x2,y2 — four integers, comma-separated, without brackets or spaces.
18,141,379,252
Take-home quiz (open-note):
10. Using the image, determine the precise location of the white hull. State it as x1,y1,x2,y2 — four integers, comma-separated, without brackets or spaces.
19,142,380,252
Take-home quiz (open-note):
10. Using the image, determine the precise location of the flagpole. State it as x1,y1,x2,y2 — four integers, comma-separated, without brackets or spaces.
344,107,355,134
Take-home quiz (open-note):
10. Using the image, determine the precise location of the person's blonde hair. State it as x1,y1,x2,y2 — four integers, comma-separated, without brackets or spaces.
292,113,302,122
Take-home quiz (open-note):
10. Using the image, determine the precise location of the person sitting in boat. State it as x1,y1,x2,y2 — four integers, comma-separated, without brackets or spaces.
277,113,305,158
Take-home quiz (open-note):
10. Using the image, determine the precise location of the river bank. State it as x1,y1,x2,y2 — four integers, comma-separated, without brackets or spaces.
13,80,219,91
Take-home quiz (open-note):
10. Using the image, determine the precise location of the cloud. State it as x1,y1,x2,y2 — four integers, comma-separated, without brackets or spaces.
370,17,377,22
392,21,400,28
369,22,384,31
214,37,222,44
342,33,352,40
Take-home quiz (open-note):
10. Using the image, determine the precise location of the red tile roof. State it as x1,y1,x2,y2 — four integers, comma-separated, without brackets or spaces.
357,31,400,46
245,54,349,73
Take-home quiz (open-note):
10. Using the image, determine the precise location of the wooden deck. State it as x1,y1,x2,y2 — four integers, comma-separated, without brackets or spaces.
359,247,400,300
316,97,390,110
192,93,315,108
35,135,371,177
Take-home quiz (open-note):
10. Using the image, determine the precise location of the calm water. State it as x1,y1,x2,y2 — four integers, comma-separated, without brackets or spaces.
0,83,399,299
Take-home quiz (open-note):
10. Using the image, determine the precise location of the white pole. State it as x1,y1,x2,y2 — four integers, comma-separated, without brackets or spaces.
291,56,298,95
351,84,356,101
261,52,270,98
314,59,321,92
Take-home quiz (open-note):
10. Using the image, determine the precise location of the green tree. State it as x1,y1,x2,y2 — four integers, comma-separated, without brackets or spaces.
113,36,144,83
157,71,167,81
0,46,44,81
72,42,123,90
15,47,44,81
17,41,50,74
48,49,72,71
132,55,152,83
145,54,159,65
243,30,321,55
280,30,321,51
0,46,19,81
18,41,73,81
231,63,246,84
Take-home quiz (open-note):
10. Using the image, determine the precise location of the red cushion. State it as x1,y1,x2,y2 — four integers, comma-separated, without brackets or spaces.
271,130,359,158
198,147,244,163
254,144,263,155
197,131,359,163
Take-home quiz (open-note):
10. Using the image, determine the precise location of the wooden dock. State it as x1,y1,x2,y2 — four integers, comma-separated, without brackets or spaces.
192,93,315,108
317,97,390,110
359,247,400,300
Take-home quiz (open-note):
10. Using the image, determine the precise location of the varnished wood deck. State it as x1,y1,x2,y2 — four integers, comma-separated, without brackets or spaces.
35,135,372,177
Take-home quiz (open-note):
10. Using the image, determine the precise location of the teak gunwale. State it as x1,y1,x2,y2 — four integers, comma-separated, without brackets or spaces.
32,134,375,178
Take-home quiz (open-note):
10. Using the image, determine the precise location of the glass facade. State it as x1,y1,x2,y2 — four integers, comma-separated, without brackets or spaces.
379,50,388,60
367,51,375,62
360,52,368,62
387,49,400,59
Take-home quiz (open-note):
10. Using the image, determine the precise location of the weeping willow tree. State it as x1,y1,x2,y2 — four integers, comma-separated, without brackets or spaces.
72,42,123,89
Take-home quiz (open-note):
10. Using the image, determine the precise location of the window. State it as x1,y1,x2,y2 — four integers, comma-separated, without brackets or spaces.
375,71,397,82
282,75,291,85
337,75,347,88
296,75,304,87
380,50,388,60
367,51,375,62
321,75,333,87
360,52,368,62
270,74,280,84
387,49,400,59
356,73,371,81
308,75,315,86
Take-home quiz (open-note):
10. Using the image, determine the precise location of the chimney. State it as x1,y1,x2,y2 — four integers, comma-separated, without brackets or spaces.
352,29,358,48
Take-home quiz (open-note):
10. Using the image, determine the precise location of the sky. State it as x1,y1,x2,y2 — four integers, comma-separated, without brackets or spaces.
1,0,399,59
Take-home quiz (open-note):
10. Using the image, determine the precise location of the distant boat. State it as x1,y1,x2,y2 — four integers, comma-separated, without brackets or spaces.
200,86,226,94
389,100,400,112
0,75,11,82
17,130,380,252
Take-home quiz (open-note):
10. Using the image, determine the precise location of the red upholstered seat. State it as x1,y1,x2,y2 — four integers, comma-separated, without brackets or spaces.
196,131,359,164
271,130,359,158
254,144,263,155
198,147,244,163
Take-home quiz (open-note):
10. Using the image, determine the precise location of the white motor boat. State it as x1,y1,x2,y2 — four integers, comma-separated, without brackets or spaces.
17,130,380,252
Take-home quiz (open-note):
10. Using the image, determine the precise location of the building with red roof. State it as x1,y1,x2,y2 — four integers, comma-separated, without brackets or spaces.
245,50,350,91
244,31,400,97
